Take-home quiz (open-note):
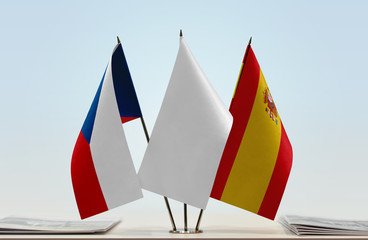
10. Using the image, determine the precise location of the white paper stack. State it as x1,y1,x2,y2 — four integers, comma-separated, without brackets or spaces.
0,216,119,234
280,215,368,236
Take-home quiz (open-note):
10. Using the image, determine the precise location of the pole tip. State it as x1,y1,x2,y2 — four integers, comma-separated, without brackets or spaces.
117,36,121,44
180,29,183,37
248,36,252,46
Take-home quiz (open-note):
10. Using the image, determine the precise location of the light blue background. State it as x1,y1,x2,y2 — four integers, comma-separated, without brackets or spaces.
0,0,367,222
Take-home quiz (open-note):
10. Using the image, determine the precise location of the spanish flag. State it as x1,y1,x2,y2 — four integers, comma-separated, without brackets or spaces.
211,41,293,220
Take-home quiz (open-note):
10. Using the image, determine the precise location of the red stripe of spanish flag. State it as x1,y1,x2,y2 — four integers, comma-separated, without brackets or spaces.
210,45,292,220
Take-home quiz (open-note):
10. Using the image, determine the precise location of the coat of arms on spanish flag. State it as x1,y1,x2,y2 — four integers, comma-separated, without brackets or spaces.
211,40,293,220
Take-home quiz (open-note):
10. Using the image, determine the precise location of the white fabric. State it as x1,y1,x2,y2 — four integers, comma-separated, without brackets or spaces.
90,58,143,209
138,38,232,209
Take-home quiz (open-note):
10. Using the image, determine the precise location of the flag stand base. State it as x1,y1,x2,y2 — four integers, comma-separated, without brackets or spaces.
169,229,203,234
168,204,204,234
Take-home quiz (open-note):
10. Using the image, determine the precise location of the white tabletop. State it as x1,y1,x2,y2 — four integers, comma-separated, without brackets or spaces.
0,213,367,239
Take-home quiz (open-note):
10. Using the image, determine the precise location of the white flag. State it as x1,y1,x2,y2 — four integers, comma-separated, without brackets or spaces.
138,37,232,209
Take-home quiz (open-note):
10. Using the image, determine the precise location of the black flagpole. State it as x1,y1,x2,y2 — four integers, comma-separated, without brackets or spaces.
195,209,203,231
180,30,190,233
117,36,177,232
180,29,204,234
184,203,188,232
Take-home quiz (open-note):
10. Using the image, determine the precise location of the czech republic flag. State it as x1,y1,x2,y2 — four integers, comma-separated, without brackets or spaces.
71,42,143,219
